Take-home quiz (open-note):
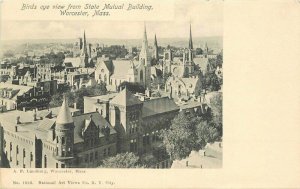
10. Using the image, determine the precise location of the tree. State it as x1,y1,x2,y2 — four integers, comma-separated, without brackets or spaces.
49,91,75,108
161,110,221,160
161,112,199,160
209,93,223,138
49,82,107,109
204,72,221,92
100,152,140,168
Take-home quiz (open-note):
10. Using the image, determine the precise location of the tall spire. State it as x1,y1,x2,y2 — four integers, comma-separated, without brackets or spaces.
56,95,73,125
81,30,88,56
154,34,158,47
153,34,159,60
189,22,193,50
205,42,209,54
141,23,149,52
139,22,151,64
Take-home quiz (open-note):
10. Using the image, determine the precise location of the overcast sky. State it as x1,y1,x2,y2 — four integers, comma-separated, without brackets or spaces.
0,0,223,40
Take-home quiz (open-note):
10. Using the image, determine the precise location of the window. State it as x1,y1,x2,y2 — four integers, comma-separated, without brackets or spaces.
103,149,107,157
62,148,66,156
44,155,47,168
17,160,19,165
140,70,143,81
30,153,33,161
16,145,19,154
56,136,59,143
90,152,93,162
23,164,26,168
62,137,65,144
23,149,26,157
10,142,12,151
61,164,65,168
56,163,58,168
91,139,94,147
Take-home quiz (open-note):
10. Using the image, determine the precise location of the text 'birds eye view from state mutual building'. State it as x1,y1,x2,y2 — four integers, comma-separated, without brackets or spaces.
0,1,223,169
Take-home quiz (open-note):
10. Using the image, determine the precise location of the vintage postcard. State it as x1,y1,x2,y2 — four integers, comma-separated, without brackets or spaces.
0,0,299,188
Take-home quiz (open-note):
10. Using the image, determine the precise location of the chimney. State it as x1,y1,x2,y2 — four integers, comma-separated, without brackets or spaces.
74,103,77,109
33,109,37,121
16,116,21,124
145,88,151,97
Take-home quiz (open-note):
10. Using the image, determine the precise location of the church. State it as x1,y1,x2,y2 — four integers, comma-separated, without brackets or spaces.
95,25,152,91
163,24,195,78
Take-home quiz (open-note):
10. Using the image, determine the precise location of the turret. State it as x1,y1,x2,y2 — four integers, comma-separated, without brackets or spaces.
55,96,74,158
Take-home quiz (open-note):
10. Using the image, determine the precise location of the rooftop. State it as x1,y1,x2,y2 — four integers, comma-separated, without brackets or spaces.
110,88,142,107
142,97,179,118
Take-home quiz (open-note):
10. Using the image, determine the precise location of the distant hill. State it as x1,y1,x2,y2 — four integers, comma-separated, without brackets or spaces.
1,36,222,48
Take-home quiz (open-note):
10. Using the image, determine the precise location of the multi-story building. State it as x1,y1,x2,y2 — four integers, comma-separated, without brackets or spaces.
0,97,117,168
84,88,180,166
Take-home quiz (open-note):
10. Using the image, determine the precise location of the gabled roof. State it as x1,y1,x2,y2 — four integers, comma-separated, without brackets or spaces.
142,97,179,118
110,87,142,107
73,112,116,144
64,57,81,68
110,60,139,79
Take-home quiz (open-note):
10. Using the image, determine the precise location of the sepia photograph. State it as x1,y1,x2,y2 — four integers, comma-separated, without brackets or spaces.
1,0,300,188
0,0,223,169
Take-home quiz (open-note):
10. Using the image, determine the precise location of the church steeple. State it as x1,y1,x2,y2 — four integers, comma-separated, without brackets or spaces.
141,23,149,55
153,34,159,60
189,23,193,50
80,30,89,67
139,23,151,89
81,30,88,56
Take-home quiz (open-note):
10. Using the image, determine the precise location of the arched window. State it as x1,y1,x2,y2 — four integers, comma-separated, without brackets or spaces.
140,70,143,81
23,149,26,157
104,74,107,83
44,155,47,168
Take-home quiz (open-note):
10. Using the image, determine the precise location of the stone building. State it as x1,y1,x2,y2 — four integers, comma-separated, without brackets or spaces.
165,76,202,100
0,82,53,111
84,87,180,167
163,24,195,78
0,97,117,168
95,25,152,91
